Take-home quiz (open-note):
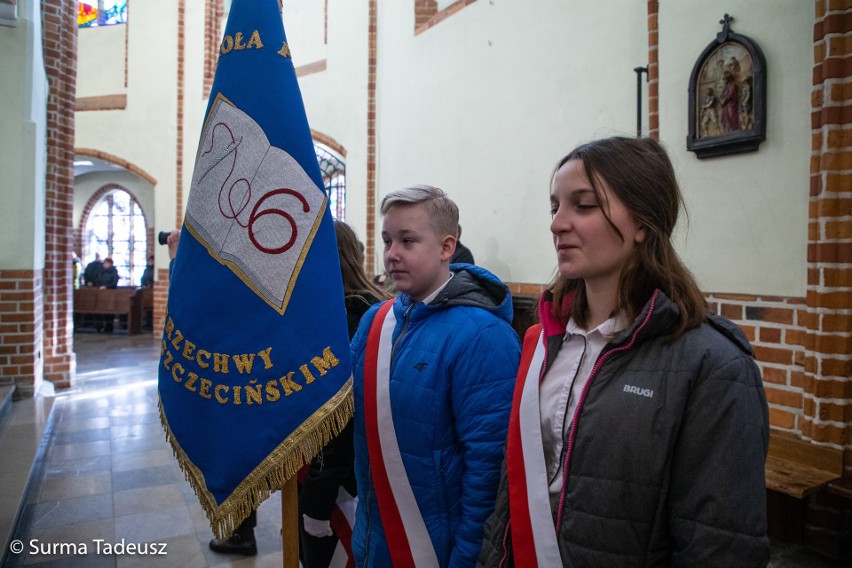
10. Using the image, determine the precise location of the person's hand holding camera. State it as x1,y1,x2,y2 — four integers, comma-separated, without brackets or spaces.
158,229,181,261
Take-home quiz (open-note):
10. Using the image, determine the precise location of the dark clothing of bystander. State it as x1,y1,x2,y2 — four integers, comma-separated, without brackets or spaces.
451,240,475,265
83,260,103,286
95,265,119,288
141,266,154,287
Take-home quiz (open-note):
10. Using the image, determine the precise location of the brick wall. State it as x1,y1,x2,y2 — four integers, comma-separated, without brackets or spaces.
0,270,44,398
647,0,659,139
124,0,129,87
706,293,810,433
414,0,477,36
807,0,851,455
414,1,437,29
366,0,378,271
154,268,170,337
176,0,186,228
41,0,77,390
203,0,223,99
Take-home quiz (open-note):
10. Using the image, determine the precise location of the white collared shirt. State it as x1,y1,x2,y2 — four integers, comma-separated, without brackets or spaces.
422,273,454,305
540,315,626,500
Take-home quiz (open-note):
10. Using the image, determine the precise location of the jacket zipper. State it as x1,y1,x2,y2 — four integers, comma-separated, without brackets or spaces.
554,290,660,530
390,302,414,361
498,299,552,568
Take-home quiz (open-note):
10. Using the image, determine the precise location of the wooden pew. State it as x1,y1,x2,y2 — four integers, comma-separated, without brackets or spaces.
511,294,538,338
73,287,144,335
765,431,844,541
766,432,843,499
140,287,154,331
141,287,153,310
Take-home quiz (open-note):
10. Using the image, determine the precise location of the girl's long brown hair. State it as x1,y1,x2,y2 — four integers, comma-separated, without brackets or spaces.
548,136,706,339
334,220,391,302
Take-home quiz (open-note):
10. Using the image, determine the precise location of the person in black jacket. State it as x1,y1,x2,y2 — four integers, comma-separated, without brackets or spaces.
140,255,154,287
91,257,120,332
82,253,103,287
451,224,475,265
94,257,119,288
298,220,390,567
478,136,769,567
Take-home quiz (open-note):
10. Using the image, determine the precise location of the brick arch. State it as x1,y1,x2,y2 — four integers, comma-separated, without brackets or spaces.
76,183,153,263
75,148,158,186
310,129,347,157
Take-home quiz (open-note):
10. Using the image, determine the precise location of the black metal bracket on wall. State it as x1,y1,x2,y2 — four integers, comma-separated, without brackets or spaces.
634,66,649,138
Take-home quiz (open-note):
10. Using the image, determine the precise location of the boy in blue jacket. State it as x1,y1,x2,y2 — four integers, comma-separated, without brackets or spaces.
350,185,520,567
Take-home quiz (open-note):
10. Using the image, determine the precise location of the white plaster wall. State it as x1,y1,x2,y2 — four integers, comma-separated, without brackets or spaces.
658,1,812,297
282,0,327,66
375,0,647,281
298,0,370,243
76,23,126,97
0,0,47,269
75,0,179,274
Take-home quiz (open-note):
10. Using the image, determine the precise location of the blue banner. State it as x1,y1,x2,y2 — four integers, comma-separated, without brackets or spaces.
158,0,352,539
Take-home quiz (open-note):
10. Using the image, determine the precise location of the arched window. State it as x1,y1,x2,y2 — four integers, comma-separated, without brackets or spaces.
83,188,147,286
78,1,127,28
314,143,346,221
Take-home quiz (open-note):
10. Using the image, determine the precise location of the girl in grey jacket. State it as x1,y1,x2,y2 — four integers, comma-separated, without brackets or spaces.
478,136,769,567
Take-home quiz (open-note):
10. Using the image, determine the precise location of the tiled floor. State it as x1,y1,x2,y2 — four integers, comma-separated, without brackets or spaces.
4,333,287,568
2,332,848,567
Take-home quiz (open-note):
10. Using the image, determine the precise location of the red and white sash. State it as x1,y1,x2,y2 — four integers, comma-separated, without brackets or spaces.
328,487,356,568
364,300,439,568
506,325,562,567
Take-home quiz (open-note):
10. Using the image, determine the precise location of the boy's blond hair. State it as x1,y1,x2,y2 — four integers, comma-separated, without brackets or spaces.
380,185,459,240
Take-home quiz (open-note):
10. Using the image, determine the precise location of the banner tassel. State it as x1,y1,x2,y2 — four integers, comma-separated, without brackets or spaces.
159,379,354,540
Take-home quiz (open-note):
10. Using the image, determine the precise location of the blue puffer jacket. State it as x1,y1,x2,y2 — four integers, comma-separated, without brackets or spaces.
351,264,521,568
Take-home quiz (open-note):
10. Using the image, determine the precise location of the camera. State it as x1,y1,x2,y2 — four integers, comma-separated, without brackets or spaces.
158,231,171,245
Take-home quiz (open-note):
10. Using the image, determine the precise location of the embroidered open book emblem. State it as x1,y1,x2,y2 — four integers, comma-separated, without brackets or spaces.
185,95,326,314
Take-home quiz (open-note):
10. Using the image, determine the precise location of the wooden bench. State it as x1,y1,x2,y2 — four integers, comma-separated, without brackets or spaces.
73,287,144,335
765,431,845,541
511,294,538,338
141,286,153,310
140,287,154,330
765,432,844,499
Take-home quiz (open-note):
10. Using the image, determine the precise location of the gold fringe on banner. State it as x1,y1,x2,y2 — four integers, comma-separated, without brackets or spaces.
159,376,354,540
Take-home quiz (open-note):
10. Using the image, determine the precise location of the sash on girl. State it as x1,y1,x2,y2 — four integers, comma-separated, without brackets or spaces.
506,325,563,567
364,300,440,568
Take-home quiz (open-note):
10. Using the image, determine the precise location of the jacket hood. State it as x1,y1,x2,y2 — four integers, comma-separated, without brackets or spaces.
394,263,514,326
539,289,754,357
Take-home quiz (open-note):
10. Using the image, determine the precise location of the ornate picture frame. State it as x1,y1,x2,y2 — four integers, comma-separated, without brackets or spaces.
687,14,766,159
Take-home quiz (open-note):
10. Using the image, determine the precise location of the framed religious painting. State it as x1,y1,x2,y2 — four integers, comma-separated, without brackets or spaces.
687,14,766,159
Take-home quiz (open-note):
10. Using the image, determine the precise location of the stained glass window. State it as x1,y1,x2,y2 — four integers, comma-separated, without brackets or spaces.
83,189,147,287
78,1,127,28
314,143,346,221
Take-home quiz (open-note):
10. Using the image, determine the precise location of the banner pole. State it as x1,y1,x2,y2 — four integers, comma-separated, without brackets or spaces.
282,477,299,568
